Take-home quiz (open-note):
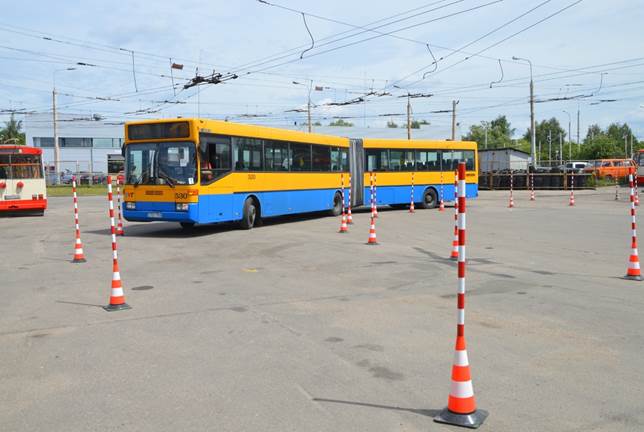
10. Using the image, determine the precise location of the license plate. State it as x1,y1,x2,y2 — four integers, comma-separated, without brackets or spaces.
4,195,19,200
147,212,162,218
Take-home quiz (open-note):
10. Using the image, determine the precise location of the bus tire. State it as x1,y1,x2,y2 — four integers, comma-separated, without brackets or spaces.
419,188,438,209
180,222,195,229
240,197,258,229
330,192,343,216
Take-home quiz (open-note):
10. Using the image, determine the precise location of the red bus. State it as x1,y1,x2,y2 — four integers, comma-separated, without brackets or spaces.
635,150,644,185
0,145,47,215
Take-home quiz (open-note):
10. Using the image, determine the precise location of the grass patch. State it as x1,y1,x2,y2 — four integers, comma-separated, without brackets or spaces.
47,184,108,197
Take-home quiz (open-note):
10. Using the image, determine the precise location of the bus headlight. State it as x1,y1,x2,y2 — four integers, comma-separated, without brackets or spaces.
175,203,189,211
125,202,136,210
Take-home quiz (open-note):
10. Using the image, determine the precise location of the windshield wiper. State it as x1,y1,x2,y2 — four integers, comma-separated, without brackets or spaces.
158,171,176,188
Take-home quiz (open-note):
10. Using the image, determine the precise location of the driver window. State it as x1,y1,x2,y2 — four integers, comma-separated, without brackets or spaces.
201,135,231,184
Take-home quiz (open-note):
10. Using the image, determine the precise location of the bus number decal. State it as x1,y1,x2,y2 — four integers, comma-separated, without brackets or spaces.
248,174,256,180
175,192,188,200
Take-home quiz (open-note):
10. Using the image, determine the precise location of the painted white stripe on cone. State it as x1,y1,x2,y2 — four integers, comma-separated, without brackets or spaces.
113,272,121,280
75,238,82,245
458,214,466,229
631,248,639,256
457,309,465,325
629,262,640,270
111,287,124,297
113,251,118,260
453,349,470,366
450,380,474,398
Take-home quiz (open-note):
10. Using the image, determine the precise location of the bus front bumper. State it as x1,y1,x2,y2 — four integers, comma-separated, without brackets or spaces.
123,201,198,222
0,198,47,212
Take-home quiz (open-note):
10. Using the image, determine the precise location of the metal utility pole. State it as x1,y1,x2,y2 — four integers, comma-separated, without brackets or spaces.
407,94,411,140
513,56,536,167
484,124,488,149
451,100,459,141
548,130,552,163
563,110,572,159
630,134,634,158
52,88,59,185
292,80,314,132
577,107,581,149
52,67,76,185
559,132,563,164
624,134,629,158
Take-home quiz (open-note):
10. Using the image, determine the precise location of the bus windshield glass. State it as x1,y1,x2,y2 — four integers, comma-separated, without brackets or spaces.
125,142,196,186
0,154,43,179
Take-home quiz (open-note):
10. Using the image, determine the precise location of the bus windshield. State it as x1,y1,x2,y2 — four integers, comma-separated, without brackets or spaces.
125,142,196,186
0,154,43,179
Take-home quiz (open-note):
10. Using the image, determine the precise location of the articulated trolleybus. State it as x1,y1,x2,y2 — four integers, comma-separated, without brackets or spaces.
0,145,47,215
122,118,478,229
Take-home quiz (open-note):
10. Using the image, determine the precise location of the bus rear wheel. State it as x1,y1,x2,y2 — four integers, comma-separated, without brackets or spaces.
419,188,438,209
330,192,343,216
240,197,259,229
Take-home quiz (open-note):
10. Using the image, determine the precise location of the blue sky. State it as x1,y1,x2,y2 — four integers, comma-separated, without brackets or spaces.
1,0,643,139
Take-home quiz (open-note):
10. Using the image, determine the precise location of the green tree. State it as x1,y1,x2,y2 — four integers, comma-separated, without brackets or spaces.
0,114,25,145
329,119,353,127
463,115,515,148
387,120,398,128
525,117,566,161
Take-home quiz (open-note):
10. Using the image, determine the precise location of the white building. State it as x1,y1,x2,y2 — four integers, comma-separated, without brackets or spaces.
24,113,124,174
478,147,531,172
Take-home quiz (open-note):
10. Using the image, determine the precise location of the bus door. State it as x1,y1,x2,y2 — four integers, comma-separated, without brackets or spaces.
199,134,233,221
349,139,364,206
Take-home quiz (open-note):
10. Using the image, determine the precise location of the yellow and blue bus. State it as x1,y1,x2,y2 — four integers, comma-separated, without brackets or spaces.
122,118,478,228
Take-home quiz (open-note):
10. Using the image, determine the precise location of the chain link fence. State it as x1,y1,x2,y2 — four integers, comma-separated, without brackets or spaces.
44,161,108,186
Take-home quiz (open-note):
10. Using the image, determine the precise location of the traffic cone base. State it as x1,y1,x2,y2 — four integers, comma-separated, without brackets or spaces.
72,256,86,263
624,274,643,281
103,302,131,312
434,407,489,429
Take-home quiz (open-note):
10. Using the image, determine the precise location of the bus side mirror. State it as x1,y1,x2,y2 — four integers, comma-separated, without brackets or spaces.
199,141,208,155
121,146,125,157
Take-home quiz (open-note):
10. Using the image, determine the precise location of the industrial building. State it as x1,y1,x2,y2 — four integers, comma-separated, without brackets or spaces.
24,113,124,175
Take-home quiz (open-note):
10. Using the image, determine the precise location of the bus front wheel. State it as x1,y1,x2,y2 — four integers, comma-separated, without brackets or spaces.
240,197,259,229
419,188,438,209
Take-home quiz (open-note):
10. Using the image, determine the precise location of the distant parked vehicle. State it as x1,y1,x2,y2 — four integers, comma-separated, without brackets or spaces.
60,170,74,184
584,159,636,180
78,171,107,185
558,161,591,173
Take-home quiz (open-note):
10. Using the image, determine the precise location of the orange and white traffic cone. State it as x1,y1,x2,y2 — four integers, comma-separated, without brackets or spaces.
450,172,459,260
508,170,515,208
410,172,415,213
71,176,86,263
530,172,536,201
625,170,642,281
104,175,131,312
115,177,125,235
435,161,488,429
569,173,575,206
366,216,378,245
439,171,445,211
339,173,349,233
615,177,620,201
347,173,353,224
